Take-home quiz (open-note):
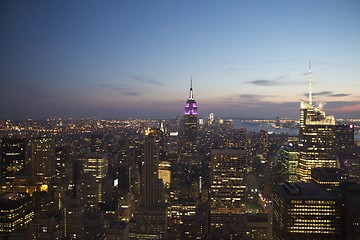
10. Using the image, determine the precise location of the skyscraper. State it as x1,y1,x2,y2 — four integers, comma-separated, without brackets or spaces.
129,134,167,239
81,152,108,203
298,62,337,182
141,135,162,207
0,138,26,183
183,79,198,165
31,137,56,186
210,149,247,238
273,182,343,240
0,193,34,237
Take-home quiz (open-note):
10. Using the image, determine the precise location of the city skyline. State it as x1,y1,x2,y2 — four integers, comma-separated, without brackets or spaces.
1,1,360,119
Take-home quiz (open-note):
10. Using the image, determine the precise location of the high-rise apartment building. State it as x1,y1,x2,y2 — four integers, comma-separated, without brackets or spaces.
0,138,26,183
183,80,198,165
210,149,247,238
298,62,337,182
273,182,343,240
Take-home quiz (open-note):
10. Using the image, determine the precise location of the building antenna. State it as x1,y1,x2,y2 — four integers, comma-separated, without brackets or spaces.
308,59,312,106
189,76,194,99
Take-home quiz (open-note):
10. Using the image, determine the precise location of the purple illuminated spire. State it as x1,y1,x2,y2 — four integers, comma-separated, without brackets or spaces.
185,78,197,115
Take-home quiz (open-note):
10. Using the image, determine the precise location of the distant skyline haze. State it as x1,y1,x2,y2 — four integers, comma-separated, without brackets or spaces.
1,0,359,119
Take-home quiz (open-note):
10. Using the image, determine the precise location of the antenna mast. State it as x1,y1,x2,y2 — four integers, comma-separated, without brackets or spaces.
308,59,312,106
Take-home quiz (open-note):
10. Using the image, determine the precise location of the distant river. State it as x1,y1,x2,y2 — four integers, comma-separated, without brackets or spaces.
233,119,360,141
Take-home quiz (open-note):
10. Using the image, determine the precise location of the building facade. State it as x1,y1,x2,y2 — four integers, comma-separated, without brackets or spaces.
210,149,247,238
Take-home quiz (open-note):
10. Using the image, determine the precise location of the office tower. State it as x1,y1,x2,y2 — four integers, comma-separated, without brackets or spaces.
76,172,98,214
276,143,299,183
335,123,355,154
90,134,104,153
0,138,26,183
273,182,343,240
167,131,179,163
118,165,131,193
129,207,167,239
63,198,85,240
167,188,203,239
81,152,108,203
210,149,247,238
158,161,171,188
259,130,269,157
335,124,358,182
237,128,248,150
0,193,34,237
141,135,162,206
33,213,62,240
298,62,337,182
32,191,62,240
55,146,70,186
311,167,345,191
337,182,360,240
208,112,214,126
245,214,269,240
183,79,198,165
31,137,56,186
129,135,167,239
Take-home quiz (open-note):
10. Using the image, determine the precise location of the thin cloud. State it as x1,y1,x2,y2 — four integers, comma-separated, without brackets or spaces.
312,91,333,96
130,75,164,86
303,91,351,98
238,94,265,100
234,94,275,103
97,84,141,96
247,80,279,86
329,93,351,97
246,74,301,86
113,88,140,96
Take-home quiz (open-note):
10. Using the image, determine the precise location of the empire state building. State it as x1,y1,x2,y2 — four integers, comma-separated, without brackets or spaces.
183,80,198,165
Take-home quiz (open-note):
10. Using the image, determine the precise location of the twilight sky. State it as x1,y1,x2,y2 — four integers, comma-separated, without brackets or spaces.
1,0,360,119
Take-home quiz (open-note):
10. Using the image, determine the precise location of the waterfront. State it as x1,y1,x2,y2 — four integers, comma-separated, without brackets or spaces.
233,119,360,141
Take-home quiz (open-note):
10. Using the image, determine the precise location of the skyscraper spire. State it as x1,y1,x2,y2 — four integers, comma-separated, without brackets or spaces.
189,77,194,100
308,59,312,106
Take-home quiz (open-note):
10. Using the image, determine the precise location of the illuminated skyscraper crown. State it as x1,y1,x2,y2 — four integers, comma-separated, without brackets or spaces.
184,79,197,115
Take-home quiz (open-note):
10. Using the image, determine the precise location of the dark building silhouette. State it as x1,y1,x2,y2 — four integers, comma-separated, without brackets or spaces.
335,123,355,154
337,182,360,240
0,138,26,183
129,134,166,239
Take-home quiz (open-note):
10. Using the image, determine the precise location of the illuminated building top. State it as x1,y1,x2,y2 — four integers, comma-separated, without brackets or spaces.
300,60,335,126
184,79,197,115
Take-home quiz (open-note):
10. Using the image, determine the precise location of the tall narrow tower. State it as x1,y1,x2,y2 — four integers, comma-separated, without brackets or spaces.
142,135,161,207
183,79,198,165
298,61,337,182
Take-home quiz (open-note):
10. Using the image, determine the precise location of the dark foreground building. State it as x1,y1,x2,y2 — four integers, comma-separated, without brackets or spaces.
273,182,342,240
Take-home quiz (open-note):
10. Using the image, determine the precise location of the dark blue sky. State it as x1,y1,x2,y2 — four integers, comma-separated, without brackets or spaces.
1,0,360,119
